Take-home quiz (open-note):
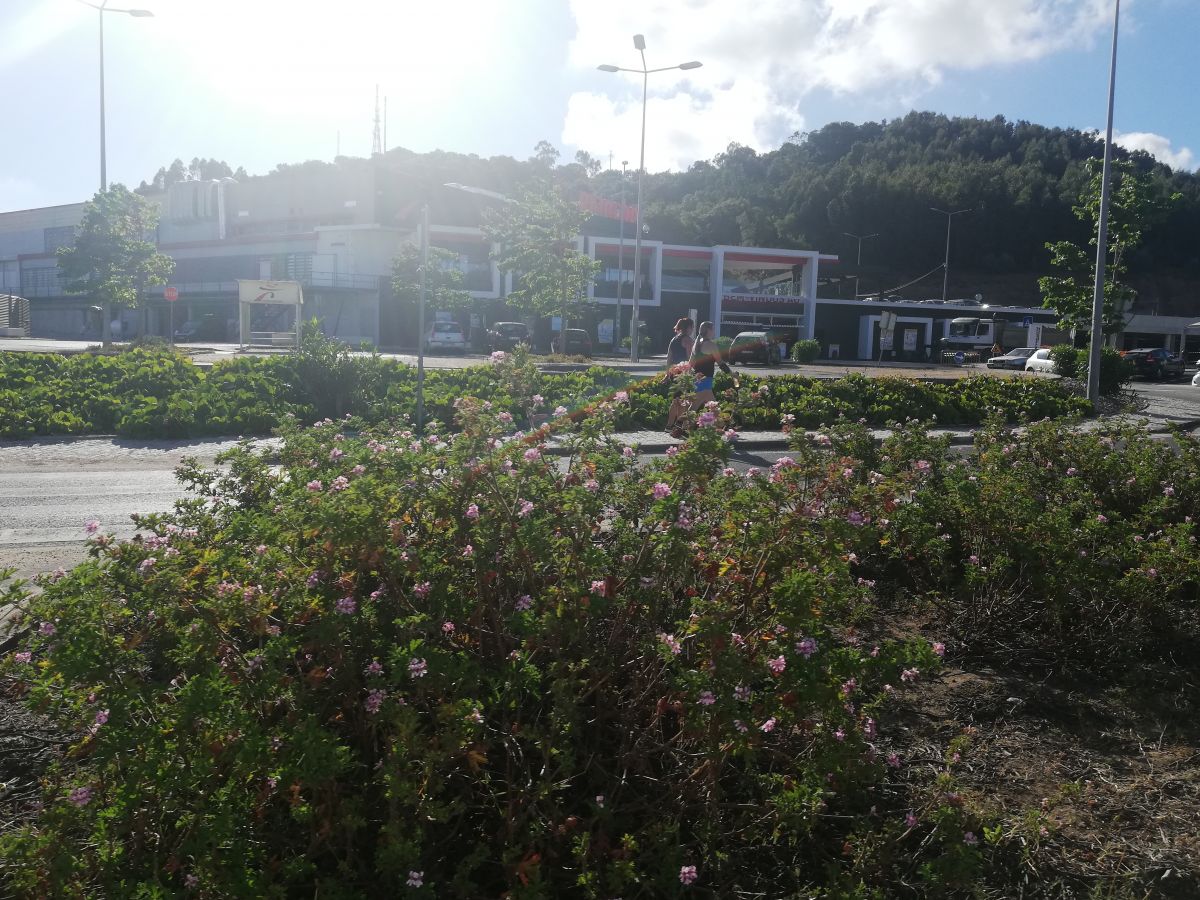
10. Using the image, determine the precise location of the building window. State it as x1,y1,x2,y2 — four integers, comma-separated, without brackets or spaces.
43,226,76,254
285,253,313,281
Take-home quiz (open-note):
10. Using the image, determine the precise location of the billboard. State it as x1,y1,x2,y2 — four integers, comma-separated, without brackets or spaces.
236,280,303,305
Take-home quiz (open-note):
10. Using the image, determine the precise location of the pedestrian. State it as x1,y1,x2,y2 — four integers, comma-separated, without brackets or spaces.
665,318,695,430
688,320,738,416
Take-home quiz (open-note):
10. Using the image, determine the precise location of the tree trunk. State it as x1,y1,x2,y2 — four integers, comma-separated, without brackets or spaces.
101,300,112,348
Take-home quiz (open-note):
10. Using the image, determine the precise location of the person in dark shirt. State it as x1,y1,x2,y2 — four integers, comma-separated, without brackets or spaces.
665,318,695,430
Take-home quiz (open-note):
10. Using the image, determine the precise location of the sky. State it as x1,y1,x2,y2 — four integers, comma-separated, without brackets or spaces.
1,0,1197,214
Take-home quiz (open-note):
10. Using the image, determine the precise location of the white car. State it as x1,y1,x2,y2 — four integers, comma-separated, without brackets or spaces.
987,347,1036,369
1024,348,1056,374
1191,370,1200,386
425,321,467,353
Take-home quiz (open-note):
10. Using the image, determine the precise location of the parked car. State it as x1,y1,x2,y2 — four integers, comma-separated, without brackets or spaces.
174,315,227,342
424,321,467,353
728,330,782,366
552,328,592,357
1192,369,1200,387
1024,348,1056,373
1123,348,1184,380
987,347,1036,369
486,321,529,352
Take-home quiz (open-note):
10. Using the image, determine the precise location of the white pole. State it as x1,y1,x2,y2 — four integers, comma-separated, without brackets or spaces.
417,203,428,433
630,63,648,363
1087,0,1121,404
615,161,627,351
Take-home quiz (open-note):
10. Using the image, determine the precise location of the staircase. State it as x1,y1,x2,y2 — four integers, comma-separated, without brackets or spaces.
0,295,30,337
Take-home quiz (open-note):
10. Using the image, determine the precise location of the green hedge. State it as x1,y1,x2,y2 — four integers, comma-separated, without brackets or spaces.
0,339,1091,439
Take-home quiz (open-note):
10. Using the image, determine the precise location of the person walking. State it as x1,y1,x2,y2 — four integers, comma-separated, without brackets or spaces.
665,318,694,430
688,320,738,415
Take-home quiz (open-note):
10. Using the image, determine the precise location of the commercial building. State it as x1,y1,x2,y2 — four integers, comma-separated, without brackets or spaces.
1,164,1194,358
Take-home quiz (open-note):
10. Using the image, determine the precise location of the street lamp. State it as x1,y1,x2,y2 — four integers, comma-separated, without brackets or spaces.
1086,0,1121,404
842,232,878,298
614,160,628,351
599,36,702,362
930,207,974,303
77,1,154,193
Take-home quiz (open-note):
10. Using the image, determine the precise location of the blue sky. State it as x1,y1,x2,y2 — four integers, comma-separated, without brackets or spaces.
1,0,1196,214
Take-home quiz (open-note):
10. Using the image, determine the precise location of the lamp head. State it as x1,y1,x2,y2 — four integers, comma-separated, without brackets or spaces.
679,60,702,70
633,34,646,50
128,8,154,15
597,64,619,72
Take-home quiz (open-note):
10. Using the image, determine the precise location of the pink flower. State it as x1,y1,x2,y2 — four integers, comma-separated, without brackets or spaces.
13,651,31,664
834,727,846,742
963,831,978,846
413,581,432,598
659,633,682,655
138,557,157,575
329,475,350,492
184,873,200,889
723,428,738,442
760,717,777,733
531,393,544,406
932,641,946,657
584,478,600,492
652,482,672,500
94,709,109,726
595,794,605,807
498,411,514,424
364,689,386,714
968,554,980,565
697,411,717,427
462,544,475,558
901,667,920,683
795,637,818,658
734,719,749,733
722,466,736,477
734,684,751,702
523,447,541,462
442,621,455,634
38,621,56,637
886,752,901,768
408,658,428,678
466,503,480,520
306,480,323,492
490,351,507,363
554,405,569,417
84,520,100,535
767,655,787,675
840,678,857,697
905,811,918,828
679,865,698,885
697,690,716,706
406,871,424,887
589,579,607,597
614,391,629,404
665,445,679,457
1096,514,1108,524
518,499,535,517
365,661,383,676
915,459,931,472
622,446,635,458
69,786,92,806
514,594,533,611
329,447,344,461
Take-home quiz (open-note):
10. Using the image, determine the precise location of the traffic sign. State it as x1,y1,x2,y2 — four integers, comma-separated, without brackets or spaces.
1021,315,1033,327
164,286,179,302
954,351,965,365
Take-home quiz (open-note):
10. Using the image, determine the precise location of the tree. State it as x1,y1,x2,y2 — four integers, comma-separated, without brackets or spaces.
531,141,560,168
573,150,601,177
139,158,242,193
1040,158,1177,337
57,185,175,347
482,184,600,333
390,243,474,312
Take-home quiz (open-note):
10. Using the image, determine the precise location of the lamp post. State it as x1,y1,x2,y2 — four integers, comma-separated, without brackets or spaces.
842,232,878,298
599,36,701,362
1086,0,1121,404
614,160,628,351
930,207,973,303
78,1,154,193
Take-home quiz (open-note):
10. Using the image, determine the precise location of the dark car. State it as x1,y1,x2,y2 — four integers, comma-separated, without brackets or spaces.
728,330,782,366
1124,347,1184,380
487,321,529,352
174,315,227,342
552,328,592,357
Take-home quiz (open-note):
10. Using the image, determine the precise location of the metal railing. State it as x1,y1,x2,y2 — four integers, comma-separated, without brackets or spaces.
20,271,382,299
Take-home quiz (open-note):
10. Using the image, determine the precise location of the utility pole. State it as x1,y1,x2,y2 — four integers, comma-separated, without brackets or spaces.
931,207,973,302
843,232,878,298
614,160,628,351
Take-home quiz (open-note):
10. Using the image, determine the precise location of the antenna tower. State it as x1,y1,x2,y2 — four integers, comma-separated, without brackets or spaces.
372,85,382,156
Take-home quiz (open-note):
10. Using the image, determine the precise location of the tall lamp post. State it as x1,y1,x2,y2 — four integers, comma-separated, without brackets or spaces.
842,232,878,298
1086,0,1121,404
930,207,973,303
78,1,154,192
613,160,628,351
599,36,701,362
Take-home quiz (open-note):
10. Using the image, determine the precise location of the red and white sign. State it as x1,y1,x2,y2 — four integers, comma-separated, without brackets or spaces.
163,286,179,302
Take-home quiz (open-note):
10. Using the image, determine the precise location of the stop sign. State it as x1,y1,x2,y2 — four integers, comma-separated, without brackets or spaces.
164,286,178,302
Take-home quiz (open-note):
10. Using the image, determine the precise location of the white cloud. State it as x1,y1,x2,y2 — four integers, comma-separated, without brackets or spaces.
1113,131,1197,171
563,0,1116,170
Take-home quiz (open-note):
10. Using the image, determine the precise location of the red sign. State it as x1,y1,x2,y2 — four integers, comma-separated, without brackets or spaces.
576,190,638,224
163,286,178,302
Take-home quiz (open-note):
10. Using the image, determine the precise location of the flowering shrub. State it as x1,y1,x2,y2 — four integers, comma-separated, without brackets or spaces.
1,397,955,896
1,335,1090,439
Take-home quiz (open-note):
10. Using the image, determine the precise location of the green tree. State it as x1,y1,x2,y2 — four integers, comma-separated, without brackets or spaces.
57,185,175,347
482,183,600,335
390,243,474,312
1039,159,1176,336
